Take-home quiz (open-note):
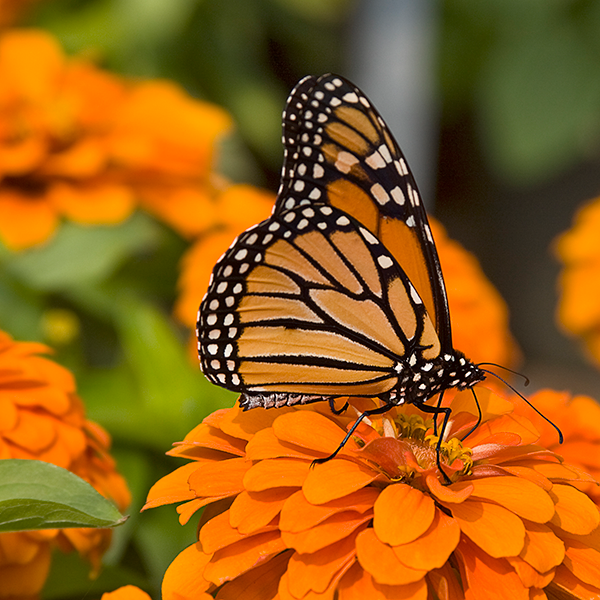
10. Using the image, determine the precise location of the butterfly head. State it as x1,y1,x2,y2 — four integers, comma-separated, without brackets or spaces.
389,350,485,407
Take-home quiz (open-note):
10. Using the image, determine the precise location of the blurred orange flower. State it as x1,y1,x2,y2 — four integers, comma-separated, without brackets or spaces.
0,330,130,598
145,386,600,599
555,196,600,365
0,0,39,27
431,219,519,369
101,585,152,600
0,29,232,250
174,184,275,328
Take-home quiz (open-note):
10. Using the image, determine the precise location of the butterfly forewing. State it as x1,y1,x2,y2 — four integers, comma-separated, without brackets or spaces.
278,74,451,350
198,203,439,397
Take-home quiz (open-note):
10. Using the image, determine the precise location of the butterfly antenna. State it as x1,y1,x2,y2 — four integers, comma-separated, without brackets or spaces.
476,362,530,387
478,368,564,444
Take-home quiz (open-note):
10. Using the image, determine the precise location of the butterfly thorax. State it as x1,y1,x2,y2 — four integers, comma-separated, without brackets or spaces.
389,350,485,406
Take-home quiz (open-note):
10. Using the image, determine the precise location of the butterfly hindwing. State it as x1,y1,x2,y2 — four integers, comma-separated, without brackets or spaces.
198,202,441,398
278,74,451,350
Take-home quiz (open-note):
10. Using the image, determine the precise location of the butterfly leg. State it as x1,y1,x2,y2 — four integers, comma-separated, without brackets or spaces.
312,401,396,465
459,387,483,442
329,398,350,415
414,401,453,484
430,390,446,436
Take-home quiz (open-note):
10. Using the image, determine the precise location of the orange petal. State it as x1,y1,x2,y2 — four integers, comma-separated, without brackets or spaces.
446,499,525,558
549,564,600,600
143,462,199,509
373,484,435,546
217,550,291,600
281,512,371,554
427,563,464,600
530,461,595,483
286,531,358,597
303,459,379,504
520,522,565,574
455,538,529,600
355,528,427,586
229,488,294,534
467,476,555,523
203,531,285,586
170,422,246,457
272,410,351,455
393,508,460,571
428,475,473,503
161,542,213,600
550,484,600,535
499,466,553,491
564,539,600,589
506,556,554,589
338,562,428,600
243,458,310,491
101,586,152,600
220,404,295,441
188,457,250,497
280,487,378,533
177,497,229,525
199,509,277,554
245,428,320,461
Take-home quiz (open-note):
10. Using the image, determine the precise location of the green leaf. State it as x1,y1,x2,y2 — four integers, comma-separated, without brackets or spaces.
4,213,160,292
0,460,127,533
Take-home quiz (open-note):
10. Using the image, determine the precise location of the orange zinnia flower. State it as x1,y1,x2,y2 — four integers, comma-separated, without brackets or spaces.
0,330,130,598
0,29,231,250
555,196,600,365
145,386,600,599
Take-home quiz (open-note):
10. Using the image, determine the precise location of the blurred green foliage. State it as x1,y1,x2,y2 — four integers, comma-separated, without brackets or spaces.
2,0,600,597
440,0,600,184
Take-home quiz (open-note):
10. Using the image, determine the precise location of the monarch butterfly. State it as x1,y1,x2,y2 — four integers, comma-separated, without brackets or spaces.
197,73,487,468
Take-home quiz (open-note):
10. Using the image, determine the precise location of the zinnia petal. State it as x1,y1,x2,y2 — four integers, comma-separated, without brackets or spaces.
466,475,555,523
282,511,371,554
446,499,525,557
203,530,285,586
520,522,565,573
393,508,460,571
373,483,435,545
243,458,311,491
550,484,600,535
230,488,295,534
161,542,213,600
303,459,379,504
455,538,529,600
355,528,427,586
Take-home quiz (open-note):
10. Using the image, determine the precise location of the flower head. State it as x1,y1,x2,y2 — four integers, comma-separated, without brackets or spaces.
0,29,231,250
146,386,600,599
555,196,600,365
0,330,130,597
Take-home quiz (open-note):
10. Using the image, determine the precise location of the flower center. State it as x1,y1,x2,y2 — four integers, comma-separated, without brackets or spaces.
385,413,473,481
